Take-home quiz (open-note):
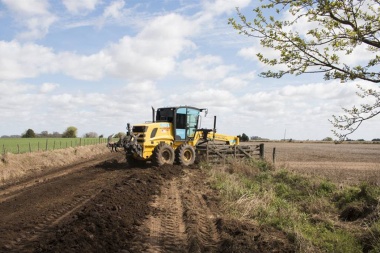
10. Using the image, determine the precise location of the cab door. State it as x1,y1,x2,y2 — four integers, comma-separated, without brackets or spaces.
186,108,199,138
175,107,200,140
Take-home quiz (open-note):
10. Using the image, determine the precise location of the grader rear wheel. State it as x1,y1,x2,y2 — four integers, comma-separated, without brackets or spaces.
176,144,196,166
152,143,175,166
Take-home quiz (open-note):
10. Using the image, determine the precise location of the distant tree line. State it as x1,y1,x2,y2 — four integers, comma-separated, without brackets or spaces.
1,126,104,139
238,133,250,142
323,137,380,142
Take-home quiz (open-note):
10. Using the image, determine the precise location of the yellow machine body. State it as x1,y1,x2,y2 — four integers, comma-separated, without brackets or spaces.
130,122,239,160
124,106,239,166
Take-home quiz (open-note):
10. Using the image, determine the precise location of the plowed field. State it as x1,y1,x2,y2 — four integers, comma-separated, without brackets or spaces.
260,142,380,184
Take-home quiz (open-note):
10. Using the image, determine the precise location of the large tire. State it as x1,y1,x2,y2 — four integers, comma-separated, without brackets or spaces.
176,144,196,166
152,143,175,166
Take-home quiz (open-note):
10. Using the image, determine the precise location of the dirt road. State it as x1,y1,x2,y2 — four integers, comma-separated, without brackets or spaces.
0,152,293,253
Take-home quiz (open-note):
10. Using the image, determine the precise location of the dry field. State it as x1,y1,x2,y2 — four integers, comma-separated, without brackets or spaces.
256,141,380,185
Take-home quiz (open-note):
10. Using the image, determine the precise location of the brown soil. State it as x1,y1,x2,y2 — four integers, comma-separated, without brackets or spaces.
0,152,294,253
258,142,380,184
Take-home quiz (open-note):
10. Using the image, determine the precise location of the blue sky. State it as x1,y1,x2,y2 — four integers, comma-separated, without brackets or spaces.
0,0,379,140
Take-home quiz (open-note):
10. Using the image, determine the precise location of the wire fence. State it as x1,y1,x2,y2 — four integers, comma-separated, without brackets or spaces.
0,138,111,155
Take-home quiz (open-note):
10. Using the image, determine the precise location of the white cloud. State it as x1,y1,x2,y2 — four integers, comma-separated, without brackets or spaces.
202,0,251,16
279,82,355,100
179,55,255,90
1,0,57,40
181,55,234,81
169,88,238,108
121,81,162,105
0,81,33,96
103,0,125,19
237,46,257,60
239,80,379,124
1,0,50,16
0,81,44,121
0,13,196,82
62,0,100,14
193,0,252,37
237,43,287,72
17,15,57,40
94,0,128,28
219,71,255,90
40,82,59,93
179,55,255,91
0,41,57,80
57,51,111,81
106,13,196,80
0,14,193,80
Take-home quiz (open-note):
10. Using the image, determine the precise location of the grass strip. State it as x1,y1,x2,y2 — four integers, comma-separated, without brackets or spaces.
202,158,380,253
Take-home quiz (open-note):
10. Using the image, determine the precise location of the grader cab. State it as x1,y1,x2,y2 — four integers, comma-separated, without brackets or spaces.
123,106,257,166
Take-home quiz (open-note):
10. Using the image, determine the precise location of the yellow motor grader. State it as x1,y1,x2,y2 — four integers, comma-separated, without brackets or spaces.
123,106,240,166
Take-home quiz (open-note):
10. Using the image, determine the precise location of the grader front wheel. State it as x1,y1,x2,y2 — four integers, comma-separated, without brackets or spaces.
176,144,196,166
153,143,175,166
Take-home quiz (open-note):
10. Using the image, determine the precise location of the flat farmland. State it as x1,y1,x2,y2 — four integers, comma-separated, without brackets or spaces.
0,138,109,154
257,141,380,185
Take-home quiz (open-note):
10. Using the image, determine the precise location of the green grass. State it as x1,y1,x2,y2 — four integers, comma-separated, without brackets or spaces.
203,158,380,253
0,138,109,154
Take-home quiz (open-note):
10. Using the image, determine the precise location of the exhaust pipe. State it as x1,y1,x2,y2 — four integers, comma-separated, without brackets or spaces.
152,106,155,123
213,115,216,139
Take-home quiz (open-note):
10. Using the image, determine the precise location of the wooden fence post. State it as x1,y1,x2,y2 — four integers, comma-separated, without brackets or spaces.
45,139,48,151
17,144,20,154
3,144,5,155
259,143,265,159
29,143,31,153
206,143,209,162
53,141,56,150
273,147,276,164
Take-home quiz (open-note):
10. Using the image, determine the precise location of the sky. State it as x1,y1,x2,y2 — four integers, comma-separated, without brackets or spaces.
0,0,379,140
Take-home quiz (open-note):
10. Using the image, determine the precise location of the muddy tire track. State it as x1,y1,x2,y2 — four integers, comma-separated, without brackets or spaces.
181,170,220,253
0,153,128,252
141,178,188,253
4,190,102,253
133,169,220,253
0,152,120,203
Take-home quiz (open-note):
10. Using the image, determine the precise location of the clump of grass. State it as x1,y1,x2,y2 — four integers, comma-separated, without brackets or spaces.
363,219,380,253
203,158,380,253
335,183,379,209
1,153,9,164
